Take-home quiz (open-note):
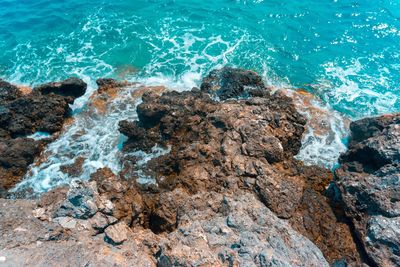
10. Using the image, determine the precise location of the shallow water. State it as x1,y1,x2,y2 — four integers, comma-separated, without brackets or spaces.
1,0,399,193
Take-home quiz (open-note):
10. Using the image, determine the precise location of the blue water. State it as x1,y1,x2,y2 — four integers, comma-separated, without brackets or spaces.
3,0,400,194
1,0,400,118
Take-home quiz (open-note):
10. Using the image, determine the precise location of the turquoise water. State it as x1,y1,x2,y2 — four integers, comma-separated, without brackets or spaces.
1,0,400,118
3,0,400,194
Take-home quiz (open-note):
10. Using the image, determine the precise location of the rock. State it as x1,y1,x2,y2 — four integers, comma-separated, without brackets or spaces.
59,156,86,177
0,138,40,170
90,168,143,224
335,113,400,267
0,198,69,249
1,71,385,265
0,79,21,103
96,78,132,92
53,217,78,229
0,78,86,194
160,192,330,266
54,180,98,219
90,212,113,233
105,222,130,245
34,77,87,100
0,138,41,195
118,71,361,264
0,198,156,266
200,67,265,100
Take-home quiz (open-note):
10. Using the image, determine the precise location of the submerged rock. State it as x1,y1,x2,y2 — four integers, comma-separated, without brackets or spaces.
200,66,265,100
335,113,400,267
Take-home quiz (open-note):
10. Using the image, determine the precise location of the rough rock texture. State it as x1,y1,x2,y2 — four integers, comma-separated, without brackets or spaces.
335,113,400,267
34,77,87,99
0,78,86,196
0,197,157,267
3,69,392,266
201,67,265,100
0,179,329,267
118,69,361,264
159,192,329,267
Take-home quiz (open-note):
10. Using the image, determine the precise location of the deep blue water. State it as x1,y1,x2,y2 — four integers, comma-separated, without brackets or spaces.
1,0,400,118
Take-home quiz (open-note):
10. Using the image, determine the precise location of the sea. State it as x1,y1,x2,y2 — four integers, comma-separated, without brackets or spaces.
1,0,399,194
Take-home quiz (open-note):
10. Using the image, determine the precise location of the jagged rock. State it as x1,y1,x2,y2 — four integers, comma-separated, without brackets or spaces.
34,77,87,100
118,69,361,264
0,198,157,266
0,138,40,170
335,113,400,267
96,78,132,92
54,180,98,219
105,222,130,245
158,192,329,266
0,79,21,103
0,78,87,194
90,212,109,230
200,66,265,100
89,212,118,234
60,156,86,177
90,168,143,225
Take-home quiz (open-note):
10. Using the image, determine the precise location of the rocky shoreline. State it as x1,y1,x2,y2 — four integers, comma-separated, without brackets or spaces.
0,68,398,266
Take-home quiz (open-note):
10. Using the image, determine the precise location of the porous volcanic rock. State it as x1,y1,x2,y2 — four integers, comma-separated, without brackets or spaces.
335,113,400,267
118,68,361,264
0,78,86,195
34,77,87,99
200,66,265,100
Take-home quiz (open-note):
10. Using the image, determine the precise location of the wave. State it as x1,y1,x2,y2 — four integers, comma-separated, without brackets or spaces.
4,7,374,194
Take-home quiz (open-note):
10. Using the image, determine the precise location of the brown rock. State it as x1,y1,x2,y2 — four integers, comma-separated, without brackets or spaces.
117,68,362,264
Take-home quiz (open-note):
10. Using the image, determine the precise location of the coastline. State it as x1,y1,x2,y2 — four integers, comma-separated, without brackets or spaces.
1,68,398,266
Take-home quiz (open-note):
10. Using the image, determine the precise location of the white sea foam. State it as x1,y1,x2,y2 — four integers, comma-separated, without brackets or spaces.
317,58,399,118
13,84,141,194
9,8,353,195
293,93,349,169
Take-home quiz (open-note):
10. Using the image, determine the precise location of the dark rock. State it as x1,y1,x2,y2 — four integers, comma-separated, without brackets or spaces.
336,113,400,267
0,78,87,194
34,77,87,100
200,67,265,100
0,138,40,170
0,79,21,103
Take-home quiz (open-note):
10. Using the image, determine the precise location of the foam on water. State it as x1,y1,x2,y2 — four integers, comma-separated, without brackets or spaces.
13,84,141,194
316,58,399,119
124,145,172,186
292,92,349,169
2,0,399,194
